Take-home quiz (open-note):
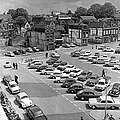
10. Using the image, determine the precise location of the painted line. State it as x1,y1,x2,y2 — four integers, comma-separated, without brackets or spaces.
21,64,90,117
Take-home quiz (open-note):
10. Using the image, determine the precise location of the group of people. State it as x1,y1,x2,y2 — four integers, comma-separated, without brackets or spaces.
13,62,18,69
92,45,98,49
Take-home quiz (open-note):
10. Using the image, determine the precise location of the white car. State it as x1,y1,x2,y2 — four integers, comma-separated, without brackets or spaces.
85,51,92,56
88,95,120,109
49,69,61,79
40,67,55,75
16,92,33,108
8,81,20,94
61,71,70,78
94,77,111,91
57,64,75,71
50,52,60,58
103,47,114,52
4,51,15,57
4,61,12,68
69,69,83,78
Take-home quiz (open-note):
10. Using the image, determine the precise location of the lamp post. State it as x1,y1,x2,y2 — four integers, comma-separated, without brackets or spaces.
104,77,108,120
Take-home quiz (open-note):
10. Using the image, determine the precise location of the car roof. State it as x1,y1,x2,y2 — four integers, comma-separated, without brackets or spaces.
29,105,41,113
18,92,28,98
71,83,83,87
100,95,113,101
9,81,17,85
78,88,94,93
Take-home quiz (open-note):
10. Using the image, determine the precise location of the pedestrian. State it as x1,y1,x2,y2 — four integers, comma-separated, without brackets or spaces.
46,52,48,58
15,63,18,70
13,62,15,69
14,75,19,84
96,45,97,49
92,46,94,49
101,69,106,77
81,116,84,120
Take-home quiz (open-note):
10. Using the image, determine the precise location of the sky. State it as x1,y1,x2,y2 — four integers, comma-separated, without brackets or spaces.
1,0,120,15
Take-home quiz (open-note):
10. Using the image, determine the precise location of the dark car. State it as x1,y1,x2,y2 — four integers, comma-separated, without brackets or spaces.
26,104,47,120
66,83,83,94
115,49,120,54
85,74,100,87
62,43,70,48
74,88,102,100
52,60,62,67
94,52,100,57
46,58,58,65
3,74,14,85
18,49,26,54
61,78,76,88
36,65,48,72
13,50,21,55
108,83,120,97
77,70,93,82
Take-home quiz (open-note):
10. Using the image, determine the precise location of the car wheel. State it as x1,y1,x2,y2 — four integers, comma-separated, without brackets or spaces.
91,105,96,109
81,97,84,100
111,106,116,110
57,80,60,83
44,72,47,75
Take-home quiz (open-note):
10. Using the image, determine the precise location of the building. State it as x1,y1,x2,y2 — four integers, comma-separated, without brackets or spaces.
68,22,90,46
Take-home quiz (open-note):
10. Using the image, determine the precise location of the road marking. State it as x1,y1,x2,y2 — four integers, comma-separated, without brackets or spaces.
21,65,91,117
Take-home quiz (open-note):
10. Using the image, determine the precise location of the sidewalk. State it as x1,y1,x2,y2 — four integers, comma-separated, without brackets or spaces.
0,103,8,120
89,110,120,120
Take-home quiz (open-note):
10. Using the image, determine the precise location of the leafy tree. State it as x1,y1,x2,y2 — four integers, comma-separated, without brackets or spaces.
87,3,102,18
15,16,27,35
15,8,28,19
74,6,87,18
7,9,16,18
67,10,73,16
100,2,116,18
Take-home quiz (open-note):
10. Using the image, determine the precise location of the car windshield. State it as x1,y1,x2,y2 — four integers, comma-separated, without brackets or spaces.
34,111,44,117
90,76,96,79
21,95,28,99
11,84,17,87
98,82,105,85
6,62,10,64
81,72,87,75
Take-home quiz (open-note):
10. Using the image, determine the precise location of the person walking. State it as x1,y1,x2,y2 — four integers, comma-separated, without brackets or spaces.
101,69,106,77
14,75,19,84
15,63,18,70
81,116,84,120
96,45,97,49
46,52,48,58
13,62,15,69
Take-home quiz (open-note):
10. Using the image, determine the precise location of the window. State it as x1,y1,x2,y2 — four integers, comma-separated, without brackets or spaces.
101,100,106,103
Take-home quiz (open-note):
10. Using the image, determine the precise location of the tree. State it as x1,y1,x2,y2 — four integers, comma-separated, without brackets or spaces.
100,2,116,18
74,6,87,18
15,16,27,35
67,10,73,16
87,3,102,18
7,9,16,18
15,8,29,19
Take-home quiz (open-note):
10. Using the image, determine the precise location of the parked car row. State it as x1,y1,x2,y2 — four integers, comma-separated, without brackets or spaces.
4,47,41,57
2,74,48,120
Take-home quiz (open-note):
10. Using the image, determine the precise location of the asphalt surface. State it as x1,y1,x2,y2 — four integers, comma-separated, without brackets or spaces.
1,41,120,120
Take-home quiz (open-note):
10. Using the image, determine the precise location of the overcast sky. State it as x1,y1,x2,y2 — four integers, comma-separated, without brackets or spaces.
1,0,120,14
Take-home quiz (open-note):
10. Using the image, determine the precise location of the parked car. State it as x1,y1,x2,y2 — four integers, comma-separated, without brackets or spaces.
49,52,60,58
61,71,70,78
8,81,20,94
40,67,54,75
3,74,14,85
74,88,102,100
108,83,120,97
46,58,58,65
94,76,111,91
70,49,82,57
28,62,43,69
103,60,119,67
66,83,83,94
49,69,61,79
4,51,15,57
25,104,47,120
17,49,26,54
113,64,120,70
85,74,100,87
16,92,33,108
28,60,43,66
54,77,64,83
94,52,100,57
69,69,83,78
57,62,69,71
102,47,114,52
87,56,98,62
52,60,63,67
88,95,120,109
4,61,12,68
69,43,76,47
36,65,48,72
61,78,76,88
78,54,90,60
98,45,108,50
26,47,34,53
13,50,21,55
115,49,120,54
32,47,40,52
77,70,93,82
62,43,70,48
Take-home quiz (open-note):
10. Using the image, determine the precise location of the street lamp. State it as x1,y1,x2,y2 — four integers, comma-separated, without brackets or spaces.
104,76,108,120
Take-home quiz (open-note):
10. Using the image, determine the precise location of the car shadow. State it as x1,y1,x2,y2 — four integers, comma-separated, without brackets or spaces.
13,99,21,108
5,87,12,95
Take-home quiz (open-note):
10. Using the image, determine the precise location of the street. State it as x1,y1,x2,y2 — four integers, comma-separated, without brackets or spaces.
1,42,120,120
